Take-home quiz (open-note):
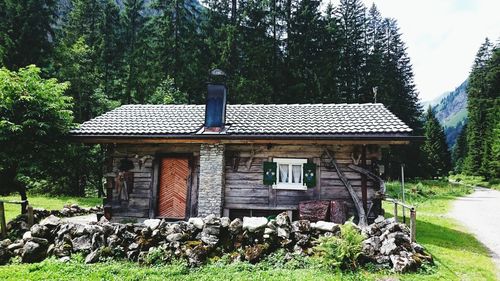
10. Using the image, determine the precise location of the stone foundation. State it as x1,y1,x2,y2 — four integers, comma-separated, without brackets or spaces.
198,143,225,217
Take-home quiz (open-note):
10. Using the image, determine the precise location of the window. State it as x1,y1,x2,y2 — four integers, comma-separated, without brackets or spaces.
273,158,308,190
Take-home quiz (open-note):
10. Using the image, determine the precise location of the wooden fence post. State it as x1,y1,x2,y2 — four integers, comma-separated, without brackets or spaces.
27,205,34,227
0,202,6,239
410,208,416,242
393,202,398,223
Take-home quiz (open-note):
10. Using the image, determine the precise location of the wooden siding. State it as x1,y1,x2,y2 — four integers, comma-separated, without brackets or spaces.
108,144,199,220
224,144,381,217
107,143,382,220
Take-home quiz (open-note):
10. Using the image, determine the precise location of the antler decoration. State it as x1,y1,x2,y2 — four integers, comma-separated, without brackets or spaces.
351,152,362,165
136,154,153,170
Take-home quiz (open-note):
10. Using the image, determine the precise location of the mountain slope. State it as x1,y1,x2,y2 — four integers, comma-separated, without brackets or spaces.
431,80,468,147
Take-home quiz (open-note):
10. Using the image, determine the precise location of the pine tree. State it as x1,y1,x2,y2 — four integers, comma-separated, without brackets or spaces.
335,0,367,102
320,3,341,103
376,18,423,178
202,0,240,102
149,0,205,103
52,0,108,122
286,0,324,103
452,123,468,173
478,45,500,179
422,106,452,178
364,4,384,103
232,0,275,103
0,0,57,69
464,38,494,174
101,0,124,101
122,0,147,104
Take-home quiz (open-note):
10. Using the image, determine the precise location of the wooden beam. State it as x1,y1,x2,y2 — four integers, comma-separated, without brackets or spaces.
324,148,368,227
74,137,411,146
27,205,34,227
0,202,6,239
224,203,298,210
361,145,368,213
268,156,276,208
410,208,417,242
149,158,160,219
313,157,321,200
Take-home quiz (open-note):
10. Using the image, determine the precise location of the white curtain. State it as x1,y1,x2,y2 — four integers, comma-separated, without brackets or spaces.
279,164,289,183
292,165,301,183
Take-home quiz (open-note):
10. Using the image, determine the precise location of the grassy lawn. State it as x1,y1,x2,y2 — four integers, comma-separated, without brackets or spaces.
0,194,101,222
449,174,500,190
0,181,497,281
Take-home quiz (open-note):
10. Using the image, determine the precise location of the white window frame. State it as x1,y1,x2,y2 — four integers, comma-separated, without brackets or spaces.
272,158,308,190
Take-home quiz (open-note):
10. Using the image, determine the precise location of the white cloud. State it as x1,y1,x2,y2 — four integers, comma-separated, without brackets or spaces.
355,0,500,101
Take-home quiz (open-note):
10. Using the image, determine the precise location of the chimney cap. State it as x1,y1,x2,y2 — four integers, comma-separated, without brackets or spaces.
210,68,226,78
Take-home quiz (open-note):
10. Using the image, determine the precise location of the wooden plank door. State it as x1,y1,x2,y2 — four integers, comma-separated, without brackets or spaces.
157,157,190,219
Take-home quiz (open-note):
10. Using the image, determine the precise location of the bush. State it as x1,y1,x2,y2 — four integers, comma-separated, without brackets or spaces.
313,223,365,270
144,248,167,266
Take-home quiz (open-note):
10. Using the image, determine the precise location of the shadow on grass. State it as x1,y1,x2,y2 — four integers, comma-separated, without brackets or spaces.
417,218,489,257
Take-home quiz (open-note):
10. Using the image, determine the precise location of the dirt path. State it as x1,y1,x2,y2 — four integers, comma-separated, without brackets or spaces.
449,187,500,278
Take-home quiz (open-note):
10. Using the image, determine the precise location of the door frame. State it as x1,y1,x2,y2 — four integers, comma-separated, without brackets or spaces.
150,153,193,220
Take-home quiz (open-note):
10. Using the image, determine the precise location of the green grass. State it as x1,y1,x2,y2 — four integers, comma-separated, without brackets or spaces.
382,180,497,280
0,181,497,281
449,174,500,190
0,194,101,222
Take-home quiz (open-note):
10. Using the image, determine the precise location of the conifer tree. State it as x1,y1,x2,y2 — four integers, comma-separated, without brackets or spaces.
335,0,367,102
149,0,205,103
364,4,384,103
422,106,452,178
285,0,324,103
122,0,147,104
0,0,57,69
452,124,468,173
464,38,494,174
320,3,341,103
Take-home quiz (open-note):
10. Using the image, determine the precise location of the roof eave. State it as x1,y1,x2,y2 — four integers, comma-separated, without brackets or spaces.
69,133,422,145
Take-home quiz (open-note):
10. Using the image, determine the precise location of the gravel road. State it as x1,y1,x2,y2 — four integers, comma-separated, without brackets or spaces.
449,186,500,278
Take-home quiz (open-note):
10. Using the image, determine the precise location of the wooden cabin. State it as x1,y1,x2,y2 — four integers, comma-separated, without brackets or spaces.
71,82,415,223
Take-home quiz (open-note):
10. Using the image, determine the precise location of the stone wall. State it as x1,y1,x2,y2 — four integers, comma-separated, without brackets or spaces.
1,212,433,273
198,143,225,217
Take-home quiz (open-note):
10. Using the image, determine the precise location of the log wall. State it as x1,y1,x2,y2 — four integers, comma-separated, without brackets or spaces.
108,144,200,220
106,143,381,221
224,144,381,218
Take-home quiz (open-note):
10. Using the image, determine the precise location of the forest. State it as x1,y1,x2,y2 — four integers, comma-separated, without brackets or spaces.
0,0,498,198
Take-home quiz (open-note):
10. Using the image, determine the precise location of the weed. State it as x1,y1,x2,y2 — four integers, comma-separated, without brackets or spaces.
313,223,365,270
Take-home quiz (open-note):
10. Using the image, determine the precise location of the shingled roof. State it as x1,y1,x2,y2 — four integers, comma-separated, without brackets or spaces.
70,103,412,139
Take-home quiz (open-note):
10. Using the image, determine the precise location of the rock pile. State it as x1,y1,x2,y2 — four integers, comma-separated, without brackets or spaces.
360,216,433,273
0,211,432,273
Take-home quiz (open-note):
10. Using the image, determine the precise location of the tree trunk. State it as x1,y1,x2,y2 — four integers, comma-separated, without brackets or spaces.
0,164,28,214
323,148,368,227
19,182,28,214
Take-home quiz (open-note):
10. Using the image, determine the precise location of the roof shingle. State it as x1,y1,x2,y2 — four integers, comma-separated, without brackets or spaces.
70,103,413,136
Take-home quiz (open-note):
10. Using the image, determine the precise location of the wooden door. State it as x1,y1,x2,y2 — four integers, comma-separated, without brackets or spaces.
157,157,190,219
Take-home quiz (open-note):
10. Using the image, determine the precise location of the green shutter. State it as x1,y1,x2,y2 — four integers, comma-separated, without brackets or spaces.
303,163,316,188
263,161,277,185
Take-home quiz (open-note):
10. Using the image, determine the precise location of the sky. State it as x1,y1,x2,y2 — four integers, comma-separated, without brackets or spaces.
329,0,500,102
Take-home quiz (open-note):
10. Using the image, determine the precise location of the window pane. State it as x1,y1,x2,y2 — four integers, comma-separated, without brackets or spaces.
279,164,289,183
292,165,302,183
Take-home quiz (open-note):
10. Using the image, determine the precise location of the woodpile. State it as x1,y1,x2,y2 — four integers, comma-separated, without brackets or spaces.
360,216,433,272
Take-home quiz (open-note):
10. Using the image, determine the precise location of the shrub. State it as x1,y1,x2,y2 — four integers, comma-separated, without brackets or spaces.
144,248,166,266
313,223,365,270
